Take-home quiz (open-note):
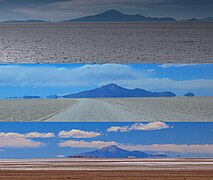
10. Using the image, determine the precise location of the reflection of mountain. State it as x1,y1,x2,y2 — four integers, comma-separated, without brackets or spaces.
68,145,167,158
63,83,176,98
64,9,177,22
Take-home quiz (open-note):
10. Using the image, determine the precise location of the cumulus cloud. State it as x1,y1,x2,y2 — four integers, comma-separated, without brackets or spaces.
0,137,44,148
0,132,54,148
58,139,213,154
159,64,196,68
0,64,212,94
58,129,101,138
59,140,116,148
0,64,143,87
0,132,55,138
121,144,213,154
56,155,66,158
107,122,171,132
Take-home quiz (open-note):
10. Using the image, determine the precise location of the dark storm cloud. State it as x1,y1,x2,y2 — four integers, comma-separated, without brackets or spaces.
0,0,212,21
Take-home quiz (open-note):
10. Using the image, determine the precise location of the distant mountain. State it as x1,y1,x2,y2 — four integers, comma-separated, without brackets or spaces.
68,145,167,158
201,17,213,22
185,18,199,22
47,95,59,99
64,9,177,22
23,96,41,99
63,83,176,98
185,17,213,22
2,20,50,23
184,92,195,97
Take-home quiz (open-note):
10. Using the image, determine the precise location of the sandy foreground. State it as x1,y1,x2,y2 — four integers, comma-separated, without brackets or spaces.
0,97,213,122
0,22,212,63
0,158,213,179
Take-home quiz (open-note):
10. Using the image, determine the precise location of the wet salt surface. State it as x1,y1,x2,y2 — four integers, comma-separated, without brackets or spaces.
0,158,213,171
0,22,213,63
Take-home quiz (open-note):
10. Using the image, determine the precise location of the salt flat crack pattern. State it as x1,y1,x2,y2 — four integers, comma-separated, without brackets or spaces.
0,22,213,63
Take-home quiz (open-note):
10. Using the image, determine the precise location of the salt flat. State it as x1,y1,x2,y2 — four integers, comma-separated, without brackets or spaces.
0,158,213,171
0,99,77,122
48,97,213,122
0,158,213,179
0,97,212,122
0,22,212,63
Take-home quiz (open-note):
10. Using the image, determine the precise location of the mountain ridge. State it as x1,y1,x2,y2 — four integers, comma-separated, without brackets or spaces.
1,10,212,23
68,145,167,158
64,9,177,22
63,83,176,98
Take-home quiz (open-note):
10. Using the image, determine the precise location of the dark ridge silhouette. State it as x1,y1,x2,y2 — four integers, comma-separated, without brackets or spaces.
23,96,41,99
64,9,177,22
184,92,195,97
68,145,167,158
2,20,50,23
63,83,176,98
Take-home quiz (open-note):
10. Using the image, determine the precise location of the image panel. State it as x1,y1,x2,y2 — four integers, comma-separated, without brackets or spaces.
0,63,213,122
0,122,213,179
0,1,213,64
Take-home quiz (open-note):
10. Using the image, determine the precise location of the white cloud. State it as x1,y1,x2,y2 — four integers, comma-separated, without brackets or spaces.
0,132,55,138
58,139,213,154
58,129,101,138
25,132,55,138
0,64,212,93
59,140,116,148
0,137,44,148
121,144,213,154
0,132,51,148
159,64,196,68
0,132,53,148
0,64,143,87
107,126,129,133
107,122,171,132
56,155,66,158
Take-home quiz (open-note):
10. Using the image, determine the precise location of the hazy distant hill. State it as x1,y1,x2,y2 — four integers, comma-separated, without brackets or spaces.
2,20,50,23
63,83,176,98
2,10,212,23
68,145,167,158
184,92,195,97
185,17,213,22
23,96,41,99
201,17,213,21
64,9,177,22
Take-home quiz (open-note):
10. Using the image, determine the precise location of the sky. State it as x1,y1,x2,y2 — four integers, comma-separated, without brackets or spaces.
0,0,213,21
0,122,213,159
0,64,213,98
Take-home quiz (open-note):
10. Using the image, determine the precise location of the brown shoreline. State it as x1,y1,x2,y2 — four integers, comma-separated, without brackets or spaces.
0,170,213,179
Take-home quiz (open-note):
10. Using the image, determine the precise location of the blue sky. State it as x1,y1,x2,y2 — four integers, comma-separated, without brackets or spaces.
0,0,212,21
0,64,213,98
0,122,213,159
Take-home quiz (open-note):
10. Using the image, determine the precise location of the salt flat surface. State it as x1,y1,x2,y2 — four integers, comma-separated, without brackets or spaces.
0,158,212,171
48,97,213,122
0,97,212,122
0,22,212,63
0,99,77,122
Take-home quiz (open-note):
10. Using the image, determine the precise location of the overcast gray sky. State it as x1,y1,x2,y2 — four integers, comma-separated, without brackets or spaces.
0,0,213,21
